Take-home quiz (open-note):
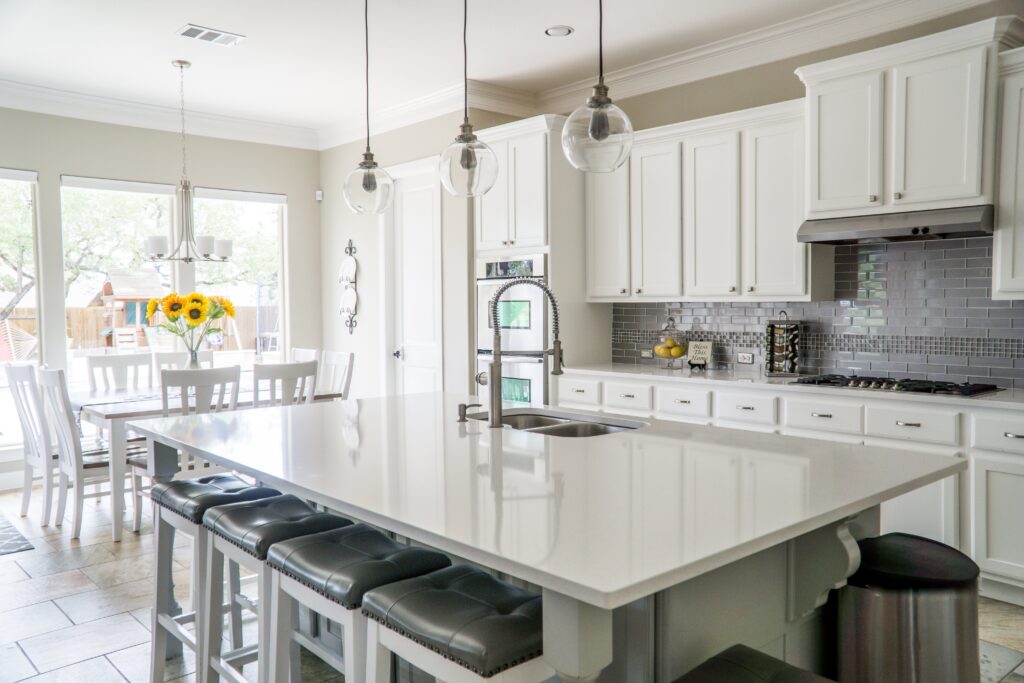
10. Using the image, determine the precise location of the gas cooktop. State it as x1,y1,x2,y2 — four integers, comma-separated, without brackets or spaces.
792,374,1001,397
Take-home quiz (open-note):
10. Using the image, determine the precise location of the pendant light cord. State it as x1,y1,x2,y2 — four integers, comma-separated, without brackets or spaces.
462,0,469,124
364,0,371,155
597,0,604,85
179,64,188,179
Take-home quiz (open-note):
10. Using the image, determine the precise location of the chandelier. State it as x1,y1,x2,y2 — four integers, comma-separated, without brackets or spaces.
145,60,232,263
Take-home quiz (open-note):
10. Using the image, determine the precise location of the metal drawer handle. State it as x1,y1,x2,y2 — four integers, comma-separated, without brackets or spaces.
896,420,921,428
811,412,833,419
572,389,586,394
1005,432,1024,439
621,393,636,399
674,399,691,405
737,405,755,411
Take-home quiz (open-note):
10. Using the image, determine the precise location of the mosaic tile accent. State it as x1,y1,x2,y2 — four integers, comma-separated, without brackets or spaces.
611,237,1024,388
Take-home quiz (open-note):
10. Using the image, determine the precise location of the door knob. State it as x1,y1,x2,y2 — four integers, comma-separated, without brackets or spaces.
393,349,403,359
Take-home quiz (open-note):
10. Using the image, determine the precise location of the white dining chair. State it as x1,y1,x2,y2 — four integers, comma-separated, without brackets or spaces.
38,368,146,538
153,350,214,374
87,352,153,391
253,361,318,407
5,364,56,525
321,350,354,398
290,347,322,365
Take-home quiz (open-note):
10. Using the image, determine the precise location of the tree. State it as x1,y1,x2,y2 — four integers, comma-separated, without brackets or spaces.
0,180,37,321
193,198,281,305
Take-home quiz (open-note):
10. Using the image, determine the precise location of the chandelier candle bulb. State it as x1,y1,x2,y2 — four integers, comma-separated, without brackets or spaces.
214,239,233,259
195,235,215,256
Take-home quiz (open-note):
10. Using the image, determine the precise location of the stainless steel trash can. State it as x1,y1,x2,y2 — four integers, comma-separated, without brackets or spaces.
838,533,980,683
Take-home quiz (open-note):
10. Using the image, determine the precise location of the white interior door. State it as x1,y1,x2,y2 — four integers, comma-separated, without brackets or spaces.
388,161,444,395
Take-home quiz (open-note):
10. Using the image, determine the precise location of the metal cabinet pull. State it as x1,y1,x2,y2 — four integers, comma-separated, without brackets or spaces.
572,388,586,394
811,412,832,419
728,286,736,292
635,288,642,295
894,192,903,200
868,194,878,203
674,399,691,405
737,405,755,411
621,393,636,399
620,288,627,294
896,420,921,428
747,286,754,293
1005,432,1024,439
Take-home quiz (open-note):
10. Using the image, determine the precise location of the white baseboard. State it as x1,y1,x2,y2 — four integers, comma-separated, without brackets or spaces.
981,574,1024,607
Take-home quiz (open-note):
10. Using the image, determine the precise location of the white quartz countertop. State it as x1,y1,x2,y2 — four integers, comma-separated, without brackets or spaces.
565,363,1024,411
128,392,964,609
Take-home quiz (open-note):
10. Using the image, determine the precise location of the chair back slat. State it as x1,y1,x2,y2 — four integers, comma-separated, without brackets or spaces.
290,348,322,365
37,369,84,480
4,364,51,470
253,361,317,407
160,366,241,416
87,352,153,391
321,351,355,398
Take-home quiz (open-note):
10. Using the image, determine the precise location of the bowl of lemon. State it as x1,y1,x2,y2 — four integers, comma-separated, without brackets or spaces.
653,319,687,368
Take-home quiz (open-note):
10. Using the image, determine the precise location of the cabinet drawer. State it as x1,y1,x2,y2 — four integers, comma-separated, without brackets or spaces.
559,378,601,406
865,405,959,445
604,382,653,412
715,392,777,426
973,413,1024,455
655,386,712,419
785,398,863,435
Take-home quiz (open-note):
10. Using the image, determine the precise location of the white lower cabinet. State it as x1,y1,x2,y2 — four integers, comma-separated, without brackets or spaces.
557,377,601,408
604,381,653,414
714,392,778,430
655,386,712,423
971,450,1024,582
784,398,863,436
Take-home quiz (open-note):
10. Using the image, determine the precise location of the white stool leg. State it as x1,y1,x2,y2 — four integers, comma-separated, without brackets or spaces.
131,471,144,533
344,609,368,683
268,572,300,683
228,561,243,650
365,619,392,683
150,510,175,683
257,562,274,683
201,537,225,683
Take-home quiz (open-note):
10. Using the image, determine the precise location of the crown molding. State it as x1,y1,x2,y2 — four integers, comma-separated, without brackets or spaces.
538,0,995,113
0,78,320,150
316,80,538,151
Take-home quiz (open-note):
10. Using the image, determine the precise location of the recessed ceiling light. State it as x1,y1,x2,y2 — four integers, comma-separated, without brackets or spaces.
545,25,574,37
176,24,246,47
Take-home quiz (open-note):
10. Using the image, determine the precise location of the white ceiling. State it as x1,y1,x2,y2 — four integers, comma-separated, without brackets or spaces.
0,0,993,148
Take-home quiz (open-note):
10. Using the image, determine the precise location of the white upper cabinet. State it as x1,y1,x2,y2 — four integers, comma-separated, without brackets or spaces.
797,18,1018,219
586,163,631,298
742,119,809,298
994,48,1024,298
891,47,986,205
475,125,550,251
684,131,741,297
629,140,683,298
806,72,883,213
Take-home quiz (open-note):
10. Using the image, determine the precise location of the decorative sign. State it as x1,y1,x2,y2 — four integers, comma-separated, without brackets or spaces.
687,341,713,370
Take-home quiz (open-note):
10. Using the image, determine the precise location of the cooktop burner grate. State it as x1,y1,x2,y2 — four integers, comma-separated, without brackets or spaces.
792,374,1001,396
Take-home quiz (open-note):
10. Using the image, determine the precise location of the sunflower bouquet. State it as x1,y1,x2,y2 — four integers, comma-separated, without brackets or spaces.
146,292,235,366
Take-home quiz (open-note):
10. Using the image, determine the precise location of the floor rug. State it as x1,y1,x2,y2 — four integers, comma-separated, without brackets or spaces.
0,512,33,556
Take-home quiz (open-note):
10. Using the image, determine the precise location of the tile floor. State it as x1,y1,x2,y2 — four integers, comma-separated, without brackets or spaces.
0,487,1022,682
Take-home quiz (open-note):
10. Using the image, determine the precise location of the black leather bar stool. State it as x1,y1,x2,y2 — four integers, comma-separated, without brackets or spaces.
199,494,352,683
361,565,556,683
149,475,281,682
672,644,834,682
265,523,452,682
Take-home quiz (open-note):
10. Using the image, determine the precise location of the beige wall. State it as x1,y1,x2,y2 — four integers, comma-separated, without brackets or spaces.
0,106,323,367
619,0,1024,129
319,109,517,398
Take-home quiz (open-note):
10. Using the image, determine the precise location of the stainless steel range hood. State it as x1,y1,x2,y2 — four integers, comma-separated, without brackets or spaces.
797,205,993,245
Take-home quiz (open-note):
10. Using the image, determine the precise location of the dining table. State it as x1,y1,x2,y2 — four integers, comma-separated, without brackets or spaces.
71,382,343,542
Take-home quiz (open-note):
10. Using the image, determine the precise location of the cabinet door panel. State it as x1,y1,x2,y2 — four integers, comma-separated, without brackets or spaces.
476,140,509,250
994,71,1024,297
684,132,740,297
586,164,631,298
891,47,986,205
743,120,807,297
972,451,1024,581
807,72,883,213
509,133,547,247
630,141,683,298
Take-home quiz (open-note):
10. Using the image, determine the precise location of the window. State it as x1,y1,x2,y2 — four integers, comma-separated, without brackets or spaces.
194,189,285,362
0,169,40,449
60,176,174,384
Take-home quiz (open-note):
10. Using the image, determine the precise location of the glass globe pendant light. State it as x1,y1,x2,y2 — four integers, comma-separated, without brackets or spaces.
438,0,498,197
561,0,634,173
343,0,394,215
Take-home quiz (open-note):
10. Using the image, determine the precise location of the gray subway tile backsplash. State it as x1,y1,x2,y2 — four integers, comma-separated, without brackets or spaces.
610,236,1024,387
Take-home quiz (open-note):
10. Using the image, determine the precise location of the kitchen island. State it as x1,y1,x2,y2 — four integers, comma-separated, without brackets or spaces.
130,392,964,682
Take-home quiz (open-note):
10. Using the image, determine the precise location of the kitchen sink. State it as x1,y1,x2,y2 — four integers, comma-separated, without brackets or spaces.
469,409,644,437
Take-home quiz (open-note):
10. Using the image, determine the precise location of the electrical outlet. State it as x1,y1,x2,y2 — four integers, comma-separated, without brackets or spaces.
737,352,754,364
641,349,653,359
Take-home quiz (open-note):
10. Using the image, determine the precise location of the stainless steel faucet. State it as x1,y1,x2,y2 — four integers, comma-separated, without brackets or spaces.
479,277,563,428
